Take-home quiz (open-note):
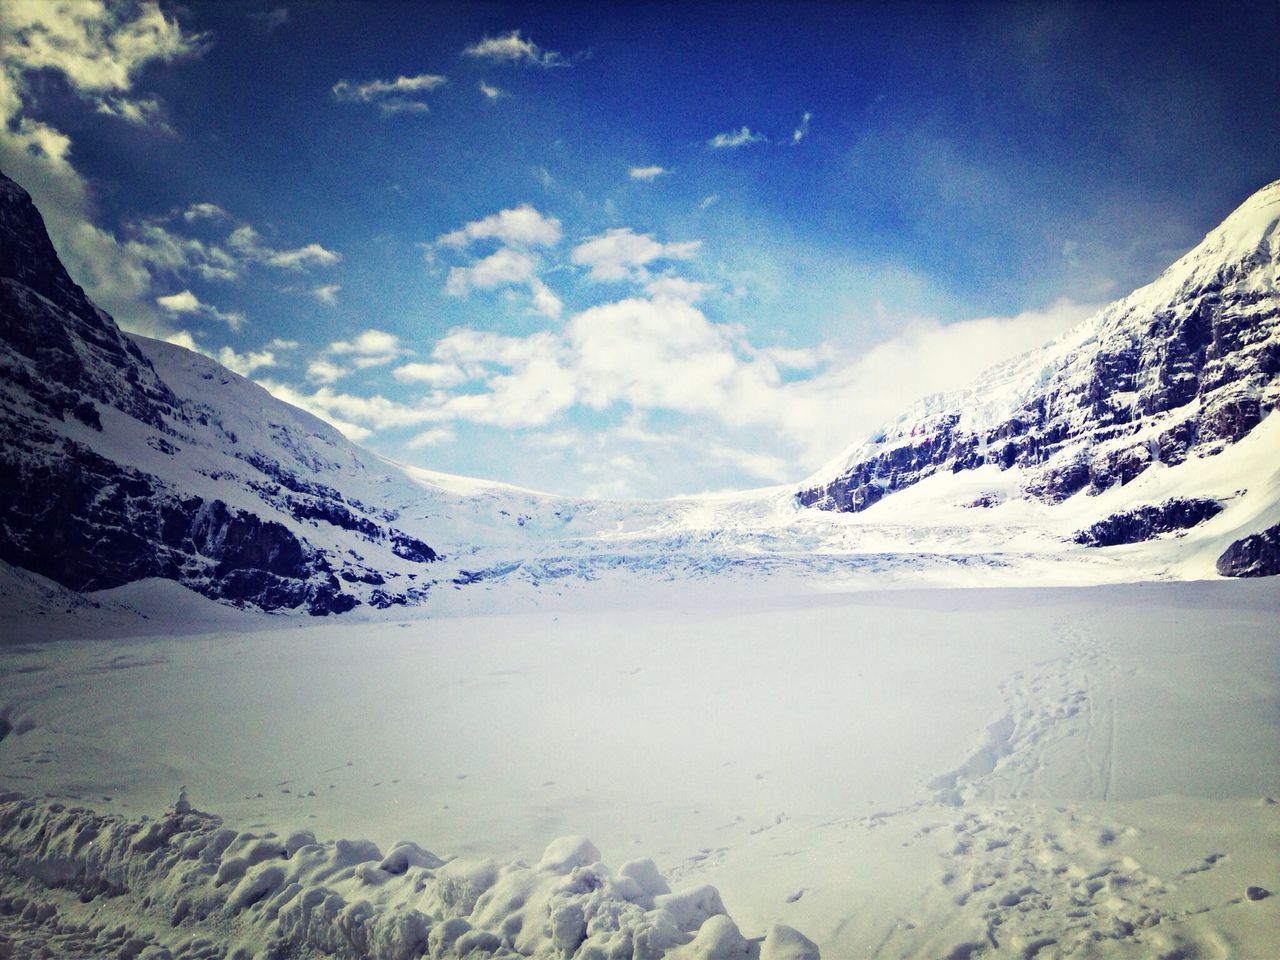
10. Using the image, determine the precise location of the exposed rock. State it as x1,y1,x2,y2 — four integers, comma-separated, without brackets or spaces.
1216,523,1280,577
0,433,353,614
1073,498,1224,547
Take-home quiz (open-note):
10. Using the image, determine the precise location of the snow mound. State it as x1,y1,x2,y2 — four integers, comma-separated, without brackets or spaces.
0,793,819,959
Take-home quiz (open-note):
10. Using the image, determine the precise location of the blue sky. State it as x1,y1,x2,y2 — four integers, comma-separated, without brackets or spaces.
2,1,1277,497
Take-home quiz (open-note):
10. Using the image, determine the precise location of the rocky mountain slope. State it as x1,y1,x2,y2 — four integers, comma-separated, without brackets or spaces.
0,170,441,615
798,179,1280,574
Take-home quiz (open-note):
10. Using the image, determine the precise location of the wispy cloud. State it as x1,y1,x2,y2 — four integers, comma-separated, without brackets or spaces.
248,7,289,34
792,110,812,144
96,94,170,131
406,427,456,449
463,30,565,68
304,328,403,384
629,165,666,181
312,283,341,305
708,126,766,149
331,73,446,116
478,80,507,101
228,225,340,270
155,289,246,331
255,380,436,441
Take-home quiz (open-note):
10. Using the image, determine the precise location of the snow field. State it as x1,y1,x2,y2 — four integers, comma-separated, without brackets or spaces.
1,578,1278,956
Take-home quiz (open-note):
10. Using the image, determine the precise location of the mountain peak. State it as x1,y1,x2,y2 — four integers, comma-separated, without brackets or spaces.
0,170,96,320
1140,178,1280,307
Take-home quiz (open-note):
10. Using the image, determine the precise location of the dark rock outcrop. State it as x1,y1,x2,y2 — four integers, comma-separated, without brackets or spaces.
1073,498,1224,547
0,432,353,614
1216,523,1280,577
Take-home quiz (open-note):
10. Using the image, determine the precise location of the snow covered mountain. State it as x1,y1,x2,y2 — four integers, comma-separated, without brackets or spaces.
0,170,442,614
798,179,1280,576
2,169,1278,622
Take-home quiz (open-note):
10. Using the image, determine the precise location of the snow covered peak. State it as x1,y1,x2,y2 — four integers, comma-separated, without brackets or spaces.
1134,178,1279,311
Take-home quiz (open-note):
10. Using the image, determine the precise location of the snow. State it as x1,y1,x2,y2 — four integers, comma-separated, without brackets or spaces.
4,178,1280,956
2,578,1278,957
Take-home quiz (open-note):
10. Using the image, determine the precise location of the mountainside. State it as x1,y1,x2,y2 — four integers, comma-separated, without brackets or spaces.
0,170,444,615
798,180,1280,573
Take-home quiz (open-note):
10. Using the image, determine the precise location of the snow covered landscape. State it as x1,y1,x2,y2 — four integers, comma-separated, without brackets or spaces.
2,3,1280,957
2,166,1278,956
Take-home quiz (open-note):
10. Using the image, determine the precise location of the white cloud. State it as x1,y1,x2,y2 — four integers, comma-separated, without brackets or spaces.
216,346,276,376
699,194,719,210
306,358,347,384
478,80,507,101
529,278,562,319
422,328,574,428
182,202,228,223
436,204,562,249
708,126,765,149
463,30,564,68
154,289,201,312
268,337,299,350
434,205,563,314
254,381,374,441
792,110,812,144
331,73,446,116
157,329,276,379
312,283,341,305
162,329,199,351
0,0,203,334
155,289,245,330
571,228,701,282
406,427,456,449
629,165,666,181
1,1,198,117
445,247,536,295
393,362,467,387
327,328,402,367
397,294,1099,479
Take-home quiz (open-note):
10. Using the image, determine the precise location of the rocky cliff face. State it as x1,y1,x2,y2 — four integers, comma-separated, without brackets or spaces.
0,170,438,614
798,180,1280,571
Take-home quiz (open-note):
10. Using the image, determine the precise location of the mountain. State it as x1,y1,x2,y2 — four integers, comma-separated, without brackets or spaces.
2,168,1278,623
797,179,1280,576
0,170,442,615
